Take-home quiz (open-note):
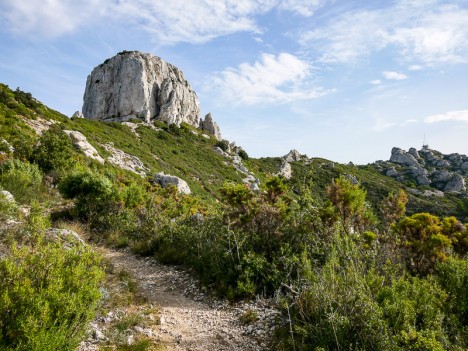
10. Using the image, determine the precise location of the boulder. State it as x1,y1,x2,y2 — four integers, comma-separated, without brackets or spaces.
444,174,466,192
64,130,105,164
82,51,200,127
154,172,191,194
72,111,84,118
200,113,221,140
408,147,420,159
389,147,420,167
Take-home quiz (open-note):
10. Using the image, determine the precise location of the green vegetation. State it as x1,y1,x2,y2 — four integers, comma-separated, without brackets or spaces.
1,83,468,350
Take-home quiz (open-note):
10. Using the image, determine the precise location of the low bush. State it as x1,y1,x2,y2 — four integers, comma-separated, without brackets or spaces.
0,210,105,350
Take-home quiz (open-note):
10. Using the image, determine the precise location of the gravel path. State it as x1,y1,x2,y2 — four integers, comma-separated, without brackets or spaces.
82,249,281,351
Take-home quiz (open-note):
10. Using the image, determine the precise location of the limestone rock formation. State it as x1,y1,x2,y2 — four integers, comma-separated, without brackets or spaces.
200,113,221,140
82,51,200,127
102,143,149,177
72,111,84,118
0,190,14,203
64,130,105,164
284,149,305,163
383,146,468,193
278,161,292,179
154,172,191,194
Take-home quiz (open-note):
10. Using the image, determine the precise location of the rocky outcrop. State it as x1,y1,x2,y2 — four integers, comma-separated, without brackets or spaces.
154,173,191,195
102,143,149,177
383,146,468,193
278,161,292,179
72,111,84,118
200,113,221,140
64,130,105,164
284,149,306,163
82,51,200,127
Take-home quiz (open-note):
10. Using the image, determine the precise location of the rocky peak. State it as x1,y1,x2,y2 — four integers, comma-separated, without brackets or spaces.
384,146,468,193
283,149,306,163
200,113,222,140
82,51,200,127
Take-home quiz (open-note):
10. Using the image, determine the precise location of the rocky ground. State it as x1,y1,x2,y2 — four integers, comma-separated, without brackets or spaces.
78,248,282,351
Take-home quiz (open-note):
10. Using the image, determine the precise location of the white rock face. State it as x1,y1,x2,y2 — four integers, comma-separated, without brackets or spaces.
200,113,221,140
82,51,200,127
278,161,292,179
64,130,105,164
154,172,191,194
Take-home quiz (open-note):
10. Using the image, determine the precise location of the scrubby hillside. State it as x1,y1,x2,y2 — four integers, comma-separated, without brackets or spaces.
2,84,468,351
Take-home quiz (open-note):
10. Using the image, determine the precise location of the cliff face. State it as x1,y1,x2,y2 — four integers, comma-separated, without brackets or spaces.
380,146,468,193
82,51,200,127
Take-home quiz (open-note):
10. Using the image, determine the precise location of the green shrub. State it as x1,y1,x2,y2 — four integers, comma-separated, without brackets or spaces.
0,159,43,203
0,228,104,350
32,126,75,174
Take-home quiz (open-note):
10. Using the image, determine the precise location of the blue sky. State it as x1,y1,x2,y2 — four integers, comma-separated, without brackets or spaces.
1,0,467,164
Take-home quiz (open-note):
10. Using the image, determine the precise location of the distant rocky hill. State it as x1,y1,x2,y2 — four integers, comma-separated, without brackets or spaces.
373,145,467,194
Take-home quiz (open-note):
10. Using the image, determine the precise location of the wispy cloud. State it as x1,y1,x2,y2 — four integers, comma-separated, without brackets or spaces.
383,71,408,80
0,0,327,43
0,0,107,37
424,110,468,123
299,1,468,65
371,80,382,85
210,53,327,105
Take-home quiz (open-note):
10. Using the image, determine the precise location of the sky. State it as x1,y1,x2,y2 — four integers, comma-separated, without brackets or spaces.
1,0,468,164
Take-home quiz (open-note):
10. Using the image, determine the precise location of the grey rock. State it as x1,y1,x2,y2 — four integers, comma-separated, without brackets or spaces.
72,111,84,118
432,170,452,183
461,162,468,171
444,174,466,192
82,51,200,127
385,167,399,177
64,130,105,164
200,113,222,140
408,147,420,159
344,174,359,185
154,172,191,194
389,147,419,167
102,143,148,177
278,161,292,179
284,149,304,162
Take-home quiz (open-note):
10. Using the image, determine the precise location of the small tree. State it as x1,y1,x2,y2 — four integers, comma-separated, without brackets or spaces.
326,176,376,234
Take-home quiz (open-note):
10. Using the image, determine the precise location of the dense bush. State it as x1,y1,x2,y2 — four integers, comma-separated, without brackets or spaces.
0,208,104,350
0,159,43,203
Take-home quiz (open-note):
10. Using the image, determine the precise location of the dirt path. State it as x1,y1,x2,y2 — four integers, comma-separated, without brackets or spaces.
100,249,280,351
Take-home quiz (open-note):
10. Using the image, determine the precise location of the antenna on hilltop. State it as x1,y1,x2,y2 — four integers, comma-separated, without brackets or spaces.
422,134,429,149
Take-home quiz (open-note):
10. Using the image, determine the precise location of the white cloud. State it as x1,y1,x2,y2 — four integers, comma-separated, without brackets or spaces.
0,0,107,37
0,0,326,43
383,71,408,80
299,2,468,65
424,110,468,123
210,53,327,105
408,64,424,71
371,79,382,85
278,0,327,17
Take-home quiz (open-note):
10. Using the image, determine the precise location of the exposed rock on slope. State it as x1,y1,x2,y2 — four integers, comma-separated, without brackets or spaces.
154,172,191,194
64,130,105,164
200,113,221,140
82,51,200,127
381,146,468,193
